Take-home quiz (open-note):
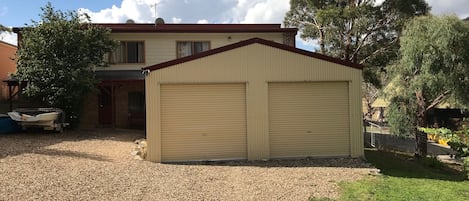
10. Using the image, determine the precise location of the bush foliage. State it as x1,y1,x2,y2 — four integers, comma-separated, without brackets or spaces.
15,3,115,127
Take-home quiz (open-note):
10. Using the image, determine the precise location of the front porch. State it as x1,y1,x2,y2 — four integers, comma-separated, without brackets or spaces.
80,70,145,130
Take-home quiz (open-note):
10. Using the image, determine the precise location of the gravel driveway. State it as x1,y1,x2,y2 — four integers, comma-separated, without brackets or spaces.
0,129,374,200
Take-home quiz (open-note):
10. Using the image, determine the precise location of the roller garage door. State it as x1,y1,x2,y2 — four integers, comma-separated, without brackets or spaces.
268,82,350,158
160,84,247,162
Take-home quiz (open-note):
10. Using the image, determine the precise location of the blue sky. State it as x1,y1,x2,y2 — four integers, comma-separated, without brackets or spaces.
1,0,469,50
1,0,122,26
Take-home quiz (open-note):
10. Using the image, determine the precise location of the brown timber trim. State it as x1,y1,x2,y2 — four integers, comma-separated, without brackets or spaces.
13,24,297,34
95,23,297,33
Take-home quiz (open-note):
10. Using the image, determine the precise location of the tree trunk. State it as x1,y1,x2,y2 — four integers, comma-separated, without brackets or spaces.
319,28,325,54
415,91,428,157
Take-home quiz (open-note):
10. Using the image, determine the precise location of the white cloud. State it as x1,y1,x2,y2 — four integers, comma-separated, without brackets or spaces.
76,0,291,25
172,17,182,23
197,19,209,24
240,0,290,23
0,31,17,46
228,0,289,24
78,0,159,23
375,0,469,19
426,0,469,18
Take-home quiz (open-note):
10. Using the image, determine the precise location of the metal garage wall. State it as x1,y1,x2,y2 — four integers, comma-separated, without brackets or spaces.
268,82,350,158
160,84,247,162
146,42,363,162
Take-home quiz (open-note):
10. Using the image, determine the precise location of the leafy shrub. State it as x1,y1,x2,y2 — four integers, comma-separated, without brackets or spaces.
388,96,417,137
420,127,469,158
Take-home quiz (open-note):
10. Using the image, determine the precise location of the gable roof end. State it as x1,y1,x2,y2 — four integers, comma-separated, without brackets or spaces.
143,38,363,72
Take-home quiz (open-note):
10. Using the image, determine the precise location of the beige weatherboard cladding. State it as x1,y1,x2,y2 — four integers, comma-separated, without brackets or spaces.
98,32,285,71
145,39,363,162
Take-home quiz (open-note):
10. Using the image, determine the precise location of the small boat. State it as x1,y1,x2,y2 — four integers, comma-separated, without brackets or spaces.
7,108,67,132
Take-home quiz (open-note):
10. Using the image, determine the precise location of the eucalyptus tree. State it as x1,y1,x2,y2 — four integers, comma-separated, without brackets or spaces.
388,15,469,156
284,0,429,120
284,0,429,85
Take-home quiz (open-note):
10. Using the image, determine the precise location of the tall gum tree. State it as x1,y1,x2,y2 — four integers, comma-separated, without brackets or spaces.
284,0,429,119
284,0,429,84
388,15,469,156
15,3,115,127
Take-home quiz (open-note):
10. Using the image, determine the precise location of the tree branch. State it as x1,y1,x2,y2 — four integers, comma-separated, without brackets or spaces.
426,90,451,111
350,31,373,61
359,38,398,64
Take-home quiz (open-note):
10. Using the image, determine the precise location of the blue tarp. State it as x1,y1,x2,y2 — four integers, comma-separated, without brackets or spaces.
0,115,21,134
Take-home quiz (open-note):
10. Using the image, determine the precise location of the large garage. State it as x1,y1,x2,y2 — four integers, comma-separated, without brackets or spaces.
144,38,363,162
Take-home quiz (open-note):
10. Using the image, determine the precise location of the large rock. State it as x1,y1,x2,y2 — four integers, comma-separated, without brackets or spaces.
132,139,147,160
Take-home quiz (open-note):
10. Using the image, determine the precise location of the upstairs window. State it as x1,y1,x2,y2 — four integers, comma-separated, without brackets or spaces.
109,41,145,64
177,41,210,58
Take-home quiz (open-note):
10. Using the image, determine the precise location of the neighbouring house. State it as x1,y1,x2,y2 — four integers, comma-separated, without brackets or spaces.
371,79,469,129
0,41,17,101
372,97,468,130
143,38,363,162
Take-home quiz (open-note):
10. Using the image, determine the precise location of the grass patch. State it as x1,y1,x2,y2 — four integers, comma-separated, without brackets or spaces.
335,150,469,201
364,149,465,180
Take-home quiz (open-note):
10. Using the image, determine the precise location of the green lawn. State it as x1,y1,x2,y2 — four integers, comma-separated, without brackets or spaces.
313,150,469,201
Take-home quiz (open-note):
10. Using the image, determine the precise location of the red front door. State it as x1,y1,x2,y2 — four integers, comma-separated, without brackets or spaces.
99,86,113,125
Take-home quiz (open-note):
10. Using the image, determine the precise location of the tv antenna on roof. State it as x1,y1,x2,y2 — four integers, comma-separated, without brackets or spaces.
151,2,159,19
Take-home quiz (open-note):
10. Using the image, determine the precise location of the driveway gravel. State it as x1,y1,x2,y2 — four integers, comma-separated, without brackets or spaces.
0,129,375,200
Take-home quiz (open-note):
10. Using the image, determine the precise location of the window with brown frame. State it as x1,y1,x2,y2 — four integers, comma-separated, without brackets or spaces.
177,41,210,58
109,41,145,64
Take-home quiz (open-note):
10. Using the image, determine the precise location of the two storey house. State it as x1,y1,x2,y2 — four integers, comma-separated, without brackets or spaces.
81,22,297,129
